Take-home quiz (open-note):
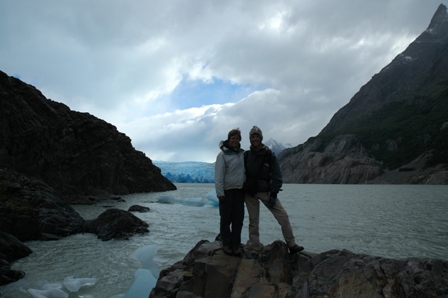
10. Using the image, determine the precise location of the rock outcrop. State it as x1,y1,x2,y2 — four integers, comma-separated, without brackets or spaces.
0,232,32,286
279,4,448,184
0,70,176,201
128,205,151,213
150,239,448,298
84,208,149,241
279,134,383,184
0,167,85,242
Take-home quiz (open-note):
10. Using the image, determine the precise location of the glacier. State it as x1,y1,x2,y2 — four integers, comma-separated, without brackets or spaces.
153,138,289,183
154,161,215,183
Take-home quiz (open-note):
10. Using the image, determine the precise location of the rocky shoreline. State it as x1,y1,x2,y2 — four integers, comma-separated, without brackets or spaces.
0,167,150,286
150,238,448,298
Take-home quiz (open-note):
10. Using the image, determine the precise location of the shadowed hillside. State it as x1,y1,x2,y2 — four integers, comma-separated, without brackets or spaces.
279,4,448,184
0,70,176,201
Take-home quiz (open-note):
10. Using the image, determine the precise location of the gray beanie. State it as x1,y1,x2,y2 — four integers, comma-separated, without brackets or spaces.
249,125,263,140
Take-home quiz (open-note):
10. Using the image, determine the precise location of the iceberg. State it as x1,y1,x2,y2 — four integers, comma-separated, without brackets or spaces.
131,245,160,278
63,276,97,292
124,269,157,298
205,190,219,207
124,244,160,298
157,194,177,204
182,197,205,206
28,286,68,298
27,276,96,297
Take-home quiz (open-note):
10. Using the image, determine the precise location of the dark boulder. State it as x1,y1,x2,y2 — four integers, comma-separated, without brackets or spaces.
128,205,150,212
0,232,32,286
150,239,448,298
84,208,149,241
0,168,85,241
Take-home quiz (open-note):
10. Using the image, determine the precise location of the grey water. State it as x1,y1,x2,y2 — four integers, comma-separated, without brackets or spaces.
1,184,447,297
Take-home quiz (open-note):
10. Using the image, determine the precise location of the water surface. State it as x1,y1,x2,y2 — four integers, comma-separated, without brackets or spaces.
1,184,447,297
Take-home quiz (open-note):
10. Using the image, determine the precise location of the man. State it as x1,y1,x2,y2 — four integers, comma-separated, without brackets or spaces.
215,128,245,256
244,125,304,256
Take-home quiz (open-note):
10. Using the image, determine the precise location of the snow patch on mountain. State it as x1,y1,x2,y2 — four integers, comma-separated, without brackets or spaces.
264,138,292,156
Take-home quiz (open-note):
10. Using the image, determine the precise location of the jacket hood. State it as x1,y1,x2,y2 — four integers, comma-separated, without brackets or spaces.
219,140,243,153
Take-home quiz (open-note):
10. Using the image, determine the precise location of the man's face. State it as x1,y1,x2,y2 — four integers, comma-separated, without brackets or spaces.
250,134,261,147
229,135,240,148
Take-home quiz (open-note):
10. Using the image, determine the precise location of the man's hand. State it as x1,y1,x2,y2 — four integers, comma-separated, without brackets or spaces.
267,192,277,208
267,196,276,208
218,196,225,201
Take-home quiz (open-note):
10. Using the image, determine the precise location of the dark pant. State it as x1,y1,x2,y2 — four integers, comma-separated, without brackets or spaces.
219,188,245,249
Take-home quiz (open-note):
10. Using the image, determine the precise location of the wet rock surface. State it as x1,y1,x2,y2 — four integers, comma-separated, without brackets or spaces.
150,239,448,298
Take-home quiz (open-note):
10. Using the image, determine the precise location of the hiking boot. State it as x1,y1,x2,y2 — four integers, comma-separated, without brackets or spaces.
289,245,304,254
222,246,233,256
232,247,242,257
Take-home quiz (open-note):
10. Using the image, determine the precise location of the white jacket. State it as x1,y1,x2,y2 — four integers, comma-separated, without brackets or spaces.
214,140,245,197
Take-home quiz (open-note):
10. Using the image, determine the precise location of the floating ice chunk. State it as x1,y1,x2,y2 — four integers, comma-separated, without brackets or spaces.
131,244,160,277
125,245,160,298
124,268,157,298
157,194,176,204
205,190,219,206
43,282,64,290
28,287,68,298
182,197,205,206
63,276,97,292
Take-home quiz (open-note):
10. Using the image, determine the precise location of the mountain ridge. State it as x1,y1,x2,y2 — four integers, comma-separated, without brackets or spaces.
278,4,448,184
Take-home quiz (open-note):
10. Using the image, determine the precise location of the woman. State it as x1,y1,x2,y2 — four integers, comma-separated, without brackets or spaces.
214,128,245,256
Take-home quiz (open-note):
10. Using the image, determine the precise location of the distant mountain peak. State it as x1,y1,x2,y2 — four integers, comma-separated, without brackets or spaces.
426,4,448,34
264,138,291,156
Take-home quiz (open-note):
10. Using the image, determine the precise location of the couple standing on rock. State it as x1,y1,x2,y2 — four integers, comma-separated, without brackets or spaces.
214,126,304,257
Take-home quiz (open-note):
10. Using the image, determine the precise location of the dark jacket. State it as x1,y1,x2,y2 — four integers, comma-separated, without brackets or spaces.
244,145,282,194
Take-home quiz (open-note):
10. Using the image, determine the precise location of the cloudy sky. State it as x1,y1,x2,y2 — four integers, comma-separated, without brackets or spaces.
1,1,447,162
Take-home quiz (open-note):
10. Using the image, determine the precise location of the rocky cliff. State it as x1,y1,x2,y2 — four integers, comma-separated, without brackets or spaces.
150,238,448,298
0,70,176,200
279,4,448,184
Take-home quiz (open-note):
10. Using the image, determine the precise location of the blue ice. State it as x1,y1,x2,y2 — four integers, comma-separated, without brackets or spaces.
182,197,205,206
124,244,160,298
158,194,177,204
28,283,68,298
63,276,97,292
157,194,205,206
205,190,219,206
27,276,97,297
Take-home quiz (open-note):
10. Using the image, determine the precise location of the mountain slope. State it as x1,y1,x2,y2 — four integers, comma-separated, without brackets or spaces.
0,71,176,199
278,4,448,184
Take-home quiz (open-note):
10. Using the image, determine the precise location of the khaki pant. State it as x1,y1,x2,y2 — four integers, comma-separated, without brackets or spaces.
244,192,297,252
